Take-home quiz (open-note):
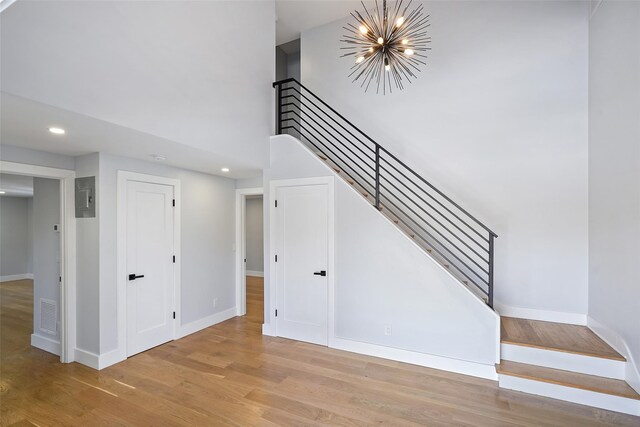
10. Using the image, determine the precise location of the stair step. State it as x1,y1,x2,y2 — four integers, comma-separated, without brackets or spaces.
501,317,625,361
497,360,640,401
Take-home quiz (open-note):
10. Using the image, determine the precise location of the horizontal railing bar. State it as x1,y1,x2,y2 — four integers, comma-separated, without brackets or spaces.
282,95,374,166
280,87,376,153
380,146,497,237
379,164,490,253
380,197,489,292
275,78,381,148
380,182,490,275
381,157,489,243
281,111,376,180
380,193,489,285
282,117,376,189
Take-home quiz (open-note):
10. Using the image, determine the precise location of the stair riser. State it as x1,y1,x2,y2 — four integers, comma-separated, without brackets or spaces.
498,374,640,416
501,343,626,380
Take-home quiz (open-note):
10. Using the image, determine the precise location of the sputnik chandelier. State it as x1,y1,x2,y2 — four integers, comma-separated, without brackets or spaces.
341,0,431,94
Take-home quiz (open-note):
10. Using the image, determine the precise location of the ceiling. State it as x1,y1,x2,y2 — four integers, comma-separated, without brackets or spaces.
1,1,274,178
276,1,359,45
0,1,357,178
0,173,33,197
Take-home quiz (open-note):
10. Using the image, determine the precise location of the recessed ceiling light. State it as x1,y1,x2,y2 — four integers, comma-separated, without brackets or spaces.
221,167,230,173
49,127,65,135
151,154,166,161
0,191,5,194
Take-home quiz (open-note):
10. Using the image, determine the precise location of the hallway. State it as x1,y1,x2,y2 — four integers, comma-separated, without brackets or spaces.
1,277,638,426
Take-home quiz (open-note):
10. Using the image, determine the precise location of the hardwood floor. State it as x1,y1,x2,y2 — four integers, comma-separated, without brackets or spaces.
2,278,639,426
501,317,625,360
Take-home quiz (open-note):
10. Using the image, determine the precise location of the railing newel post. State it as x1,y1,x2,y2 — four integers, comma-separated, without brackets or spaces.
375,144,381,209
276,83,282,135
488,234,495,308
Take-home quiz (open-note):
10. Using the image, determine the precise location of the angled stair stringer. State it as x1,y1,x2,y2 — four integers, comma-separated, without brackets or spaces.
267,134,500,380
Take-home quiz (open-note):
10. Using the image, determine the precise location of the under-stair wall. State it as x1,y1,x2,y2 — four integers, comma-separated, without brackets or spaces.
263,134,499,379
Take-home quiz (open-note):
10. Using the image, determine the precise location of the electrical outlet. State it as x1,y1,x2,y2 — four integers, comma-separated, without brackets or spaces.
213,298,218,309
384,324,392,336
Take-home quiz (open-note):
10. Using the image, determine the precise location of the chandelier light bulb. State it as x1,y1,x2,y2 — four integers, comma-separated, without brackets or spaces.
359,25,368,34
396,16,404,27
369,47,374,52
356,56,365,63
377,37,384,45
385,64,391,71
404,49,414,55
402,39,408,45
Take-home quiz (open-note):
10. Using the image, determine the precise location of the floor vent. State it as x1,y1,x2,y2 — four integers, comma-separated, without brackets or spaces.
40,298,57,335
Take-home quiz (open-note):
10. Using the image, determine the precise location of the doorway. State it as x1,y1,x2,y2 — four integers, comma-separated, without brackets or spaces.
236,187,264,321
270,177,334,346
0,162,76,363
117,171,180,360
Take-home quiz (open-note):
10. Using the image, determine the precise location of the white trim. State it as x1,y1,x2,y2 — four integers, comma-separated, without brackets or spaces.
494,301,587,325
588,316,640,394
0,273,34,282
501,343,625,379
332,337,497,380
74,348,100,369
235,187,263,317
268,176,335,344
1,161,76,364
498,374,640,416
246,270,264,278
262,323,276,336
116,171,181,363
177,307,237,339
31,334,61,356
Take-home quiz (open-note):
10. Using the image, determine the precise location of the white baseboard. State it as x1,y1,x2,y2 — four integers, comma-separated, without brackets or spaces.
262,323,276,336
494,302,587,325
330,336,498,381
501,343,625,379
31,334,60,356
74,348,100,369
1,273,34,282
177,307,236,339
588,316,640,395
499,374,640,416
246,270,264,278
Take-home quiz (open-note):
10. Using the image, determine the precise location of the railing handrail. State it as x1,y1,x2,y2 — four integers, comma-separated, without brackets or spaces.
273,78,498,238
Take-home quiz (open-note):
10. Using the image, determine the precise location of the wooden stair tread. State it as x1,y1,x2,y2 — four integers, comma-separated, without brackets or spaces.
497,360,640,400
501,317,625,361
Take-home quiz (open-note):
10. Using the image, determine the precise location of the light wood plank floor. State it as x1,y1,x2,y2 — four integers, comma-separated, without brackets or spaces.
2,278,639,426
501,316,625,360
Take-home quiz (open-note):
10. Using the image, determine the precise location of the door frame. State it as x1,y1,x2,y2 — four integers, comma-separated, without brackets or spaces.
0,161,77,363
116,171,181,362
268,176,335,343
235,187,263,316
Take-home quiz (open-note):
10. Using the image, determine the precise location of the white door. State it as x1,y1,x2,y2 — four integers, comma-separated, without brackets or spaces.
126,180,175,356
275,183,330,345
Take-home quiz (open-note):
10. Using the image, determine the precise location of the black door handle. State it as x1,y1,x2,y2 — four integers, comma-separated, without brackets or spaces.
313,271,327,277
128,274,145,281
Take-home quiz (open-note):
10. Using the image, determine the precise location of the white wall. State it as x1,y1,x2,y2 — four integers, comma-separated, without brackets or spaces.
300,1,590,317
245,197,264,273
98,153,237,353
26,197,33,274
265,135,499,377
74,153,100,355
0,196,31,278
32,177,61,343
588,0,640,388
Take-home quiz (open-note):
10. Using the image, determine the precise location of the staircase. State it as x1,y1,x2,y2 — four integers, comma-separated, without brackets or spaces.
273,78,497,307
498,317,639,415
272,78,640,416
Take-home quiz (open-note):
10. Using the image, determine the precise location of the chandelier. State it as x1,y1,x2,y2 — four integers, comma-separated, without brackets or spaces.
341,0,431,94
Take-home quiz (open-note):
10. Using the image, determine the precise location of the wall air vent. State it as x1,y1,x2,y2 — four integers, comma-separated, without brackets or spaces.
40,298,57,335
